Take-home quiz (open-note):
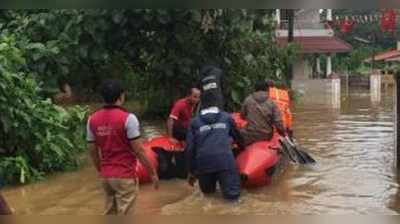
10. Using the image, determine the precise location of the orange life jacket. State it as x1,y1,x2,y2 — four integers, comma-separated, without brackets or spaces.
269,87,292,130
231,87,293,131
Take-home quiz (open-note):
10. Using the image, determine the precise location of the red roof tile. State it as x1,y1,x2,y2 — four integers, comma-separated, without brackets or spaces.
364,49,400,62
276,36,352,53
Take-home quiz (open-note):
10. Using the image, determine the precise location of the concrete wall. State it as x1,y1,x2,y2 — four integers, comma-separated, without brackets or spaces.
370,74,382,103
293,57,313,80
295,9,324,29
293,57,306,80
276,9,333,37
276,29,334,37
347,75,370,88
292,79,341,108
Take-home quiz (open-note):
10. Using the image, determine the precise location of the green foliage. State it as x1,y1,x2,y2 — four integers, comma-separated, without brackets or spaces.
0,32,87,185
222,29,297,109
329,46,385,74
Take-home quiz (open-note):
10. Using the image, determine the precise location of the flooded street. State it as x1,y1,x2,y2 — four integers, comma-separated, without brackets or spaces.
3,88,400,215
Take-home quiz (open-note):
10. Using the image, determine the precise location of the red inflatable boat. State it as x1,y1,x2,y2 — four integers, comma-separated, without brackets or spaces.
136,126,285,188
231,113,285,188
136,88,292,188
136,135,182,183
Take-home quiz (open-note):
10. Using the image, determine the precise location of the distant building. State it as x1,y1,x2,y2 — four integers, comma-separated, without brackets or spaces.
362,42,400,88
275,9,352,80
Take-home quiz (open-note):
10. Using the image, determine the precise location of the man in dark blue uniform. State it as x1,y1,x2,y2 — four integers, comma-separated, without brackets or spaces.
185,99,243,201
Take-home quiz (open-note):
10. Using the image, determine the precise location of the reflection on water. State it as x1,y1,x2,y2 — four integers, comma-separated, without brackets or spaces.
3,89,400,214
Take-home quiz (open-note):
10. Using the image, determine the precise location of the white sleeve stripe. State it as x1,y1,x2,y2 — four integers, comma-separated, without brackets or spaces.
169,115,178,120
125,114,141,139
86,117,95,142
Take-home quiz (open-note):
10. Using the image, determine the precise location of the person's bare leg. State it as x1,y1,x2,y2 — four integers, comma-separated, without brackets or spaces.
0,192,12,215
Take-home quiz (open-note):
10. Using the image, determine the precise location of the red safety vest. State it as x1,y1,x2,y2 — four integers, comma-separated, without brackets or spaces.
89,106,137,178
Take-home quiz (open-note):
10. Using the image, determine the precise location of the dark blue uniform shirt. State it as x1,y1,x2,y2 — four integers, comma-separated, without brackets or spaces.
185,109,242,175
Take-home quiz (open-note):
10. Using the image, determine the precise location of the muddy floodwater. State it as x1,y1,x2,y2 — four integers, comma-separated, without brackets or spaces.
3,88,400,215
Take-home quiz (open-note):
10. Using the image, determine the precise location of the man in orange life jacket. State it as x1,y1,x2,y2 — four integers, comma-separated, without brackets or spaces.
240,80,287,146
87,80,159,215
166,87,201,178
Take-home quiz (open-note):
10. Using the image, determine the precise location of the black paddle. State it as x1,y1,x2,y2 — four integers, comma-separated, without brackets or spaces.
287,137,316,164
279,136,316,165
279,137,298,163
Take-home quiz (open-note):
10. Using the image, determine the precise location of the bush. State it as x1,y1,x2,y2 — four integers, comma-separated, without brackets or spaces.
0,32,87,185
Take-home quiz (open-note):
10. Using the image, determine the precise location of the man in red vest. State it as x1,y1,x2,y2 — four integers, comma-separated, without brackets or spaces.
87,80,159,215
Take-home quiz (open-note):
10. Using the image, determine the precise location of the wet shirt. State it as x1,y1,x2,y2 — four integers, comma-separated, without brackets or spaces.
169,97,194,129
185,109,241,175
240,91,285,145
86,106,140,179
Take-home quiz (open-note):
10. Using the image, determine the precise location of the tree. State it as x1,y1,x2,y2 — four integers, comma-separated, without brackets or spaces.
0,9,296,112
0,32,87,184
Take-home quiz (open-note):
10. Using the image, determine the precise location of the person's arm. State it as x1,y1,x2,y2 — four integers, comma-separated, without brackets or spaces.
86,118,100,172
271,103,286,137
126,114,158,189
167,101,181,143
130,139,159,190
88,143,101,172
0,192,12,215
167,118,178,142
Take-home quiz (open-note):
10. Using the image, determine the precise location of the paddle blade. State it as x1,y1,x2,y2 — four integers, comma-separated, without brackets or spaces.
279,137,317,165
279,138,298,163
287,136,317,165
298,149,317,164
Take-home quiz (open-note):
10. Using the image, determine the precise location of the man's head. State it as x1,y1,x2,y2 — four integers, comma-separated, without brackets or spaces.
187,87,201,105
100,80,126,105
254,80,269,92
265,79,275,88
254,79,275,92
200,64,223,79
200,65,214,77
